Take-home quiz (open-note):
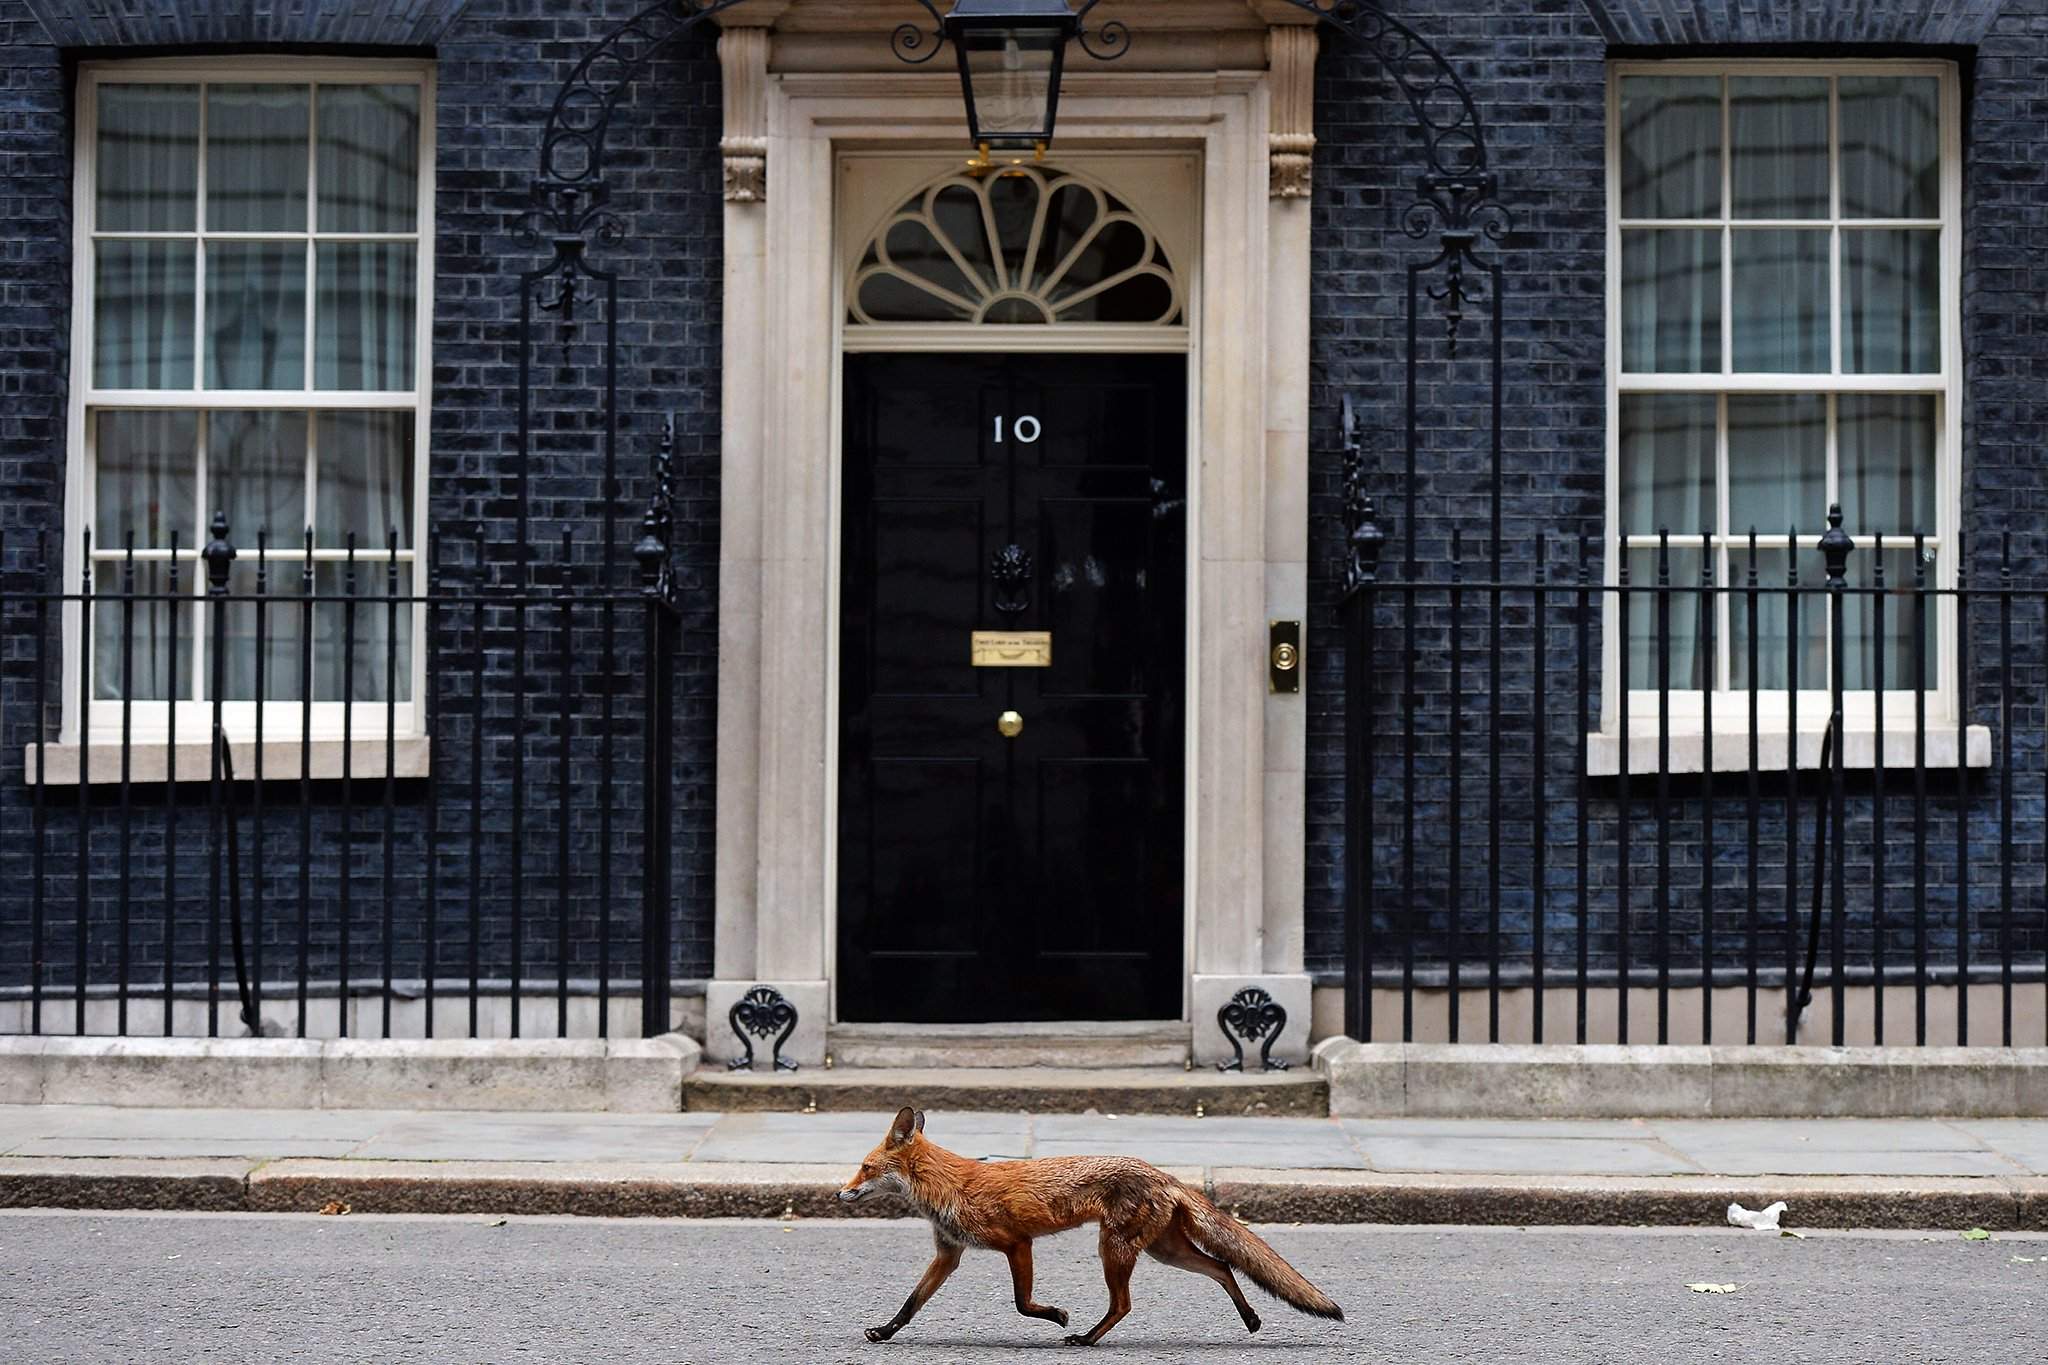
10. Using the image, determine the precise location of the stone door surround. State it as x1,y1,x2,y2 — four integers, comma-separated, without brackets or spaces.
707,5,1316,1065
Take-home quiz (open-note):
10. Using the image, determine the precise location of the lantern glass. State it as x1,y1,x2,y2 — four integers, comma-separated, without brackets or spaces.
959,24,1064,146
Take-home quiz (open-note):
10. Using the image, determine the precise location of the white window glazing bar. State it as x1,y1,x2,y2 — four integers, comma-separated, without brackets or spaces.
1828,77,1843,377
1719,74,1731,376
193,80,208,396
305,80,319,394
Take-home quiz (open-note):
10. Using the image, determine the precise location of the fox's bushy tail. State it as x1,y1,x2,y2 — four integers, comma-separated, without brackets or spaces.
1176,1190,1343,1320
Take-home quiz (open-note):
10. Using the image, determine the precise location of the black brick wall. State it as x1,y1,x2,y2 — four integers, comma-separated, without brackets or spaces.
0,0,724,1004
1304,0,2048,992
5,0,2046,1018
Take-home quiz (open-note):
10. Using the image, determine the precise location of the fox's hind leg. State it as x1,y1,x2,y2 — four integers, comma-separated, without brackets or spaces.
1001,1242,1069,1328
1063,1229,1137,1347
1145,1224,1261,1334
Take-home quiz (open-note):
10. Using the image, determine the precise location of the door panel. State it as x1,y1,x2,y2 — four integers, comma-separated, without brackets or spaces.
870,497,984,697
865,757,987,953
837,352,1187,1022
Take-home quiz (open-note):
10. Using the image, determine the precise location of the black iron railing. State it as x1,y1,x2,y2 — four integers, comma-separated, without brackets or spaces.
0,439,686,1041
1340,494,2048,1049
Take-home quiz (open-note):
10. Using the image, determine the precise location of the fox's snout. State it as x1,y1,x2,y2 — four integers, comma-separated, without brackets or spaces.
837,1184,865,1202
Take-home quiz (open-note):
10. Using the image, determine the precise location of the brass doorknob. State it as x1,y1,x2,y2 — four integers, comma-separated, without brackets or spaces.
997,710,1024,739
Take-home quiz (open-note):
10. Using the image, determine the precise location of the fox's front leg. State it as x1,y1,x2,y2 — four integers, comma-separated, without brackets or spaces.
865,1243,962,1342
1002,1242,1069,1328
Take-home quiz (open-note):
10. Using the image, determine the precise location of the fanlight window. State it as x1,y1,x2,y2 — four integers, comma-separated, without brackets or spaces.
848,167,1182,326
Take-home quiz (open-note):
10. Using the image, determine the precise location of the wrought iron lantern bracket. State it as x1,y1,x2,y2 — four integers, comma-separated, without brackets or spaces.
893,0,1131,69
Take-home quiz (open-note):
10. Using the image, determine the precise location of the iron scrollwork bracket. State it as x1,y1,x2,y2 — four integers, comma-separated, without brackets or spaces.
891,0,1132,67
1278,1,1514,352
1215,987,1290,1073
1071,0,1131,61
1404,172,1511,354
728,985,801,1071
893,0,949,64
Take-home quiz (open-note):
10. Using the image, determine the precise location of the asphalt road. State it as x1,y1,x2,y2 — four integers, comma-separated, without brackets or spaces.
1,1212,2043,1363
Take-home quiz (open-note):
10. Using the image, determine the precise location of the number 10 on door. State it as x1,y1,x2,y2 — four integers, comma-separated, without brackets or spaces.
994,415,1041,445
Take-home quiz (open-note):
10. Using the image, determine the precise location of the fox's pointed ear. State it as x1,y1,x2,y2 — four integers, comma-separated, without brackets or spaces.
913,1109,926,1135
887,1105,917,1147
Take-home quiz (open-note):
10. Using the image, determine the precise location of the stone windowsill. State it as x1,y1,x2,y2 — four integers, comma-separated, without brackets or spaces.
22,737,431,786
1586,723,1992,778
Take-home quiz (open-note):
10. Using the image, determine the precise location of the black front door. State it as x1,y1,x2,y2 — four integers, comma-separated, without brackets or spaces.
837,352,1187,1023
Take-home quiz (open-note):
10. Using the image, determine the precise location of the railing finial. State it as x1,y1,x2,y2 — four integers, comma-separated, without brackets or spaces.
202,509,236,595
635,412,679,606
1820,502,1853,589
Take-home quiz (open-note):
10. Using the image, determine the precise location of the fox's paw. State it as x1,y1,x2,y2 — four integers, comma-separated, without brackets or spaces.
865,1326,897,1343
1244,1310,1262,1334
1061,1334,1096,1347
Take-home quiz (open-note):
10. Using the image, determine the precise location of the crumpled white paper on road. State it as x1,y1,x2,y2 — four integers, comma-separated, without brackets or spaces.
1726,1200,1787,1231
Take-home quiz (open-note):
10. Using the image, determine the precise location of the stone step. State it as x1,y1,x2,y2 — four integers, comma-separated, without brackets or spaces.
684,1064,1326,1116
825,1021,1190,1070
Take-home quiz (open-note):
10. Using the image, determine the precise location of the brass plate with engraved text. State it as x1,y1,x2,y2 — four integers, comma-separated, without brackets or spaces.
971,630,1053,667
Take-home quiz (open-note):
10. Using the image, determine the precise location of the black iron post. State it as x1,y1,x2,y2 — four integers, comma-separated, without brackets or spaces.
1820,504,1853,1046
202,512,236,1038
1341,405,1384,1041
634,418,681,1039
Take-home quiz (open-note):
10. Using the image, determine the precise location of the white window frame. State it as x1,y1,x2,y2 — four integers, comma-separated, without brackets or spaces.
62,56,435,749
1599,58,1981,774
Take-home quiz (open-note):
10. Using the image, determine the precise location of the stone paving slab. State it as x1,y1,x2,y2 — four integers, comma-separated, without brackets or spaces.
1032,1114,1366,1169
688,1112,1034,1164
0,1105,407,1153
349,1112,720,1163
1652,1118,2027,1177
1348,1133,1698,1176
1338,1118,1657,1139
1955,1119,2048,1174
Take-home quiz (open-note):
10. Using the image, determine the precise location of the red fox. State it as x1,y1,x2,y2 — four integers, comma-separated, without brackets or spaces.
837,1106,1343,1346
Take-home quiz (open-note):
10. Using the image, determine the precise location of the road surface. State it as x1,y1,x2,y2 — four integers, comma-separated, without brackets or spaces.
1,1211,2042,1362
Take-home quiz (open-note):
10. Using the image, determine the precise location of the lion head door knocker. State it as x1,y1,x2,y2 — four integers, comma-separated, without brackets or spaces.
990,543,1033,614
727,985,801,1071
1216,987,1290,1073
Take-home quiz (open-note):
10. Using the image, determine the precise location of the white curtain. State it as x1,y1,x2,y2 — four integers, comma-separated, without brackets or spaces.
94,241,194,388
96,84,196,232
316,243,414,390
1619,395,1713,688
312,405,415,702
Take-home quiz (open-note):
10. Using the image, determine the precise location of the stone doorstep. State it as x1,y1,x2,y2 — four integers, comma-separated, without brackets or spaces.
0,1034,703,1113
2,1157,2044,1229
825,1021,1191,1070
685,1065,1328,1116
1314,1040,2048,1118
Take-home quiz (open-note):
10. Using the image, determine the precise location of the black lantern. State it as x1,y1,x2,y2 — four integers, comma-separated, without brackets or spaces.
944,0,1079,153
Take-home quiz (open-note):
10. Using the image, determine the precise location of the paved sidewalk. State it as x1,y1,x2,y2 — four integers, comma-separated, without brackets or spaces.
3,1105,2047,1228
5,1105,2048,1175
